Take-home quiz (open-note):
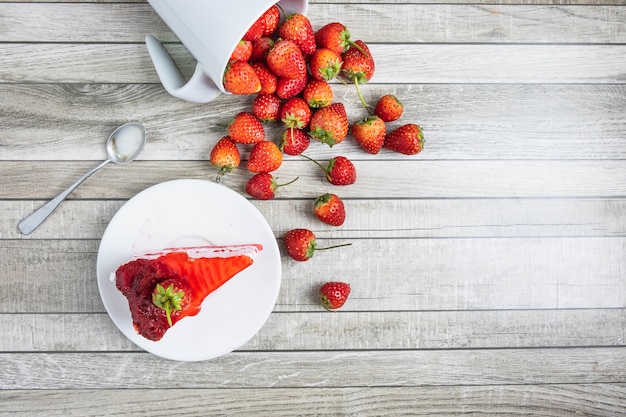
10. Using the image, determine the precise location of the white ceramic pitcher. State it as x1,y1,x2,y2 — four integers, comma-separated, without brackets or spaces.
146,0,308,103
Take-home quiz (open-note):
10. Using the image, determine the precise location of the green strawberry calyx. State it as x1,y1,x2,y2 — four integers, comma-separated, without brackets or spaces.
152,283,185,327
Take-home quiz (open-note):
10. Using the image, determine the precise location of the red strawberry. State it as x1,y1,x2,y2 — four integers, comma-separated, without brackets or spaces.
229,40,252,62
302,154,357,186
341,40,375,110
246,172,298,200
251,61,278,94
266,40,307,80
252,93,281,122
314,193,346,226
247,140,283,172
342,40,375,82
302,79,333,108
243,16,264,42
278,13,316,56
250,37,275,62
282,228,351,262
308,103,349,147
228,112,265,144
351,115,386,154
374,94,403,122
279,97,312,129
209,136,241,176
280,128,310,156
276,72,308,99
315,22,354,56
223,61,261,95
319,282,351,311
259,4,281,36
308,48,342,81
384,124,424,155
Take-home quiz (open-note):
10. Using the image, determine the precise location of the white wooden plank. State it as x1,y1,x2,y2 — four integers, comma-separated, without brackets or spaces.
4,197,626,240
1,348,625,389
2,385,625,417
2,160,626,200
2,4,625,43
1,44,625,84
1,238,624,313
2,83,625,161
1,309,624,351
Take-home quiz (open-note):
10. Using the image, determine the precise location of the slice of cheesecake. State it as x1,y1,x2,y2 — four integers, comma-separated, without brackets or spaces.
115,244,262,341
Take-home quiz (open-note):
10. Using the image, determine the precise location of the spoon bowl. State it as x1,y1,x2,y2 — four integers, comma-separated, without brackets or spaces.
18,122,147,235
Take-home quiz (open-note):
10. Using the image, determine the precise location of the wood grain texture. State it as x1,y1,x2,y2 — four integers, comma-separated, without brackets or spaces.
2,385,626,417
1,0,625,414
2,4,625,43
1,348,625,389
1,309,624,351
1,238,624,313
4,197,626,240
2,83,625,161
2,43,626,84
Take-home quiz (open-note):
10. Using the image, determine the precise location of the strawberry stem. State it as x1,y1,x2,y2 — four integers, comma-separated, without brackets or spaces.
316,242,352,251
300,153,329,174
276,176,299,188
353,78,369,112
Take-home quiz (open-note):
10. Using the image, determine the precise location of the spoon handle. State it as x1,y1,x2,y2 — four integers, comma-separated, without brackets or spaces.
18,159,111,235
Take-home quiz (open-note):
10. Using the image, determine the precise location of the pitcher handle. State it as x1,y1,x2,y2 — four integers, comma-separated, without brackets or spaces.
145,35,222,103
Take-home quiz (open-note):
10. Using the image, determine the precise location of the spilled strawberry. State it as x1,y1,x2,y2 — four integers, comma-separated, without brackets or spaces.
374,94,403,122
282,228,351,262
384,124,424,155
280,97,312,129
341,40,375,110
319,281,351,311
252,93,281,122
278,13,316,56
223,61,261,95
266,39,307,80
302,79,333,108
280,128,310,156
351,115,386,154
246,172,298,200
210,136,241,177
301,154,357,186
308,102,349,147
308,48,342,81
228,112,265,144
314,193,346,226
247,140,283,173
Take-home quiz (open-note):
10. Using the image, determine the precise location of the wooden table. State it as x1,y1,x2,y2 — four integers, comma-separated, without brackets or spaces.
1,1,625,415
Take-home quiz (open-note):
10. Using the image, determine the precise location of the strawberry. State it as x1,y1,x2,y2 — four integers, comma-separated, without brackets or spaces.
278,13,316,56
228,112,265,144
247,140,283,172
319,282,351,311
351,115,386,154
276,73,308,99
315,22,355,56
246,172,298,200
252,93,281,122
301,154,357,186
282,228,351,262
308,103,349,147
374,94,403,122
302,79,333,108
280,128,310,156
152,280,192,326
314,193,346,226
341,40,375,110
251,61,278,94
250,37,275,62
279,97,312,129
384,124,424,155
209,136,241,176
308,48,342,81
266,40,307,80
223,61,261,95
259,4,281,36
229,40,252,62
243,15,264,42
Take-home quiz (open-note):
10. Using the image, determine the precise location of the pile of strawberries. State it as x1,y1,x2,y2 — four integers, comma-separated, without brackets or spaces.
209,4,425,310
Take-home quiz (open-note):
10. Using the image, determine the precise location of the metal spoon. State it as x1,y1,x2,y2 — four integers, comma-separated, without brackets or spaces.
18,122,147,235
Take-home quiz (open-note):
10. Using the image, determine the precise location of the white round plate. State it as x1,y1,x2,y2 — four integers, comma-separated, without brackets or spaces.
96,179,281,361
